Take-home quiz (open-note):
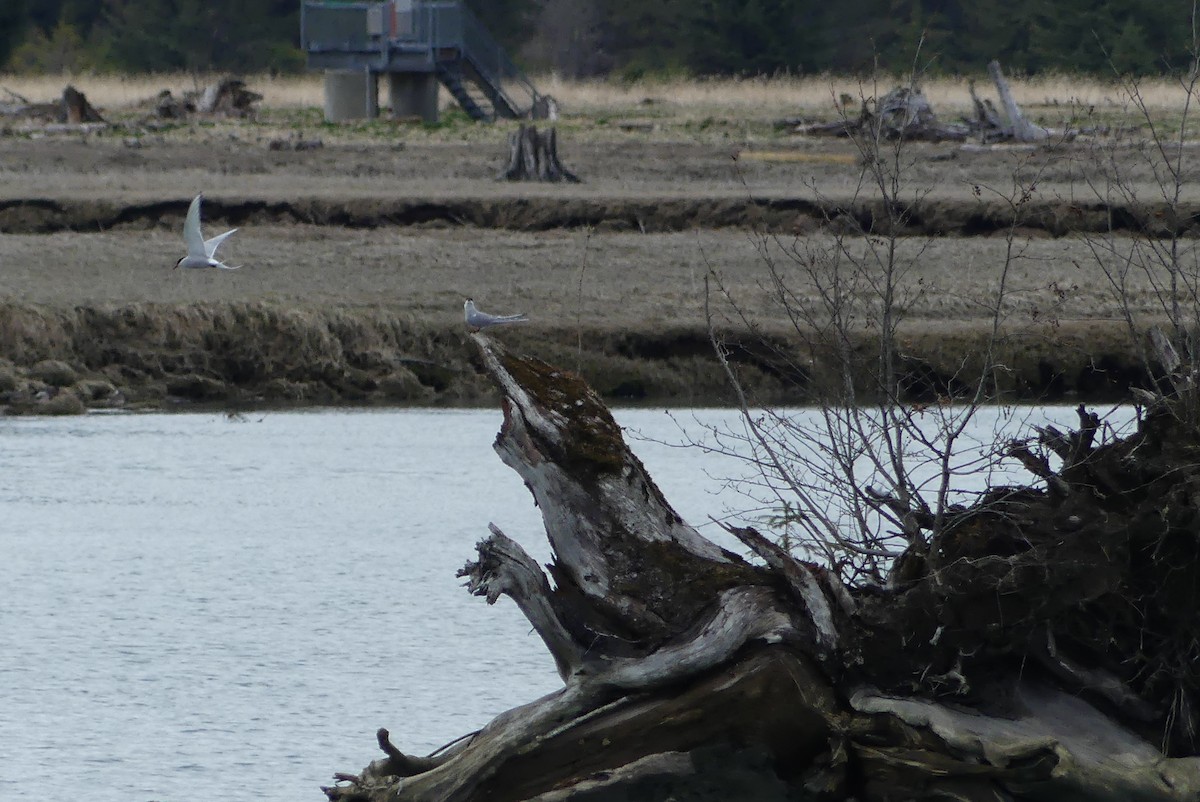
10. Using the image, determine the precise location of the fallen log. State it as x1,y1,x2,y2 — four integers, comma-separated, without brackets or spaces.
34,122,109,135
268,136,324,151
325,334,1200,801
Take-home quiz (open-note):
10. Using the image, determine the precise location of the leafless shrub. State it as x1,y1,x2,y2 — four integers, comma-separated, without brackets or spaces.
1073,28,1200,424
700,63,1073,587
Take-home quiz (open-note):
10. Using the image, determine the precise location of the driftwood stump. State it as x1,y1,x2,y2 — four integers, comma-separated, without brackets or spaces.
967,59,1051,143
499,124,580,183
797,61,1052,144
63,85,104,124
324,334,1200,802
153,90,187,119
0,84,105,126
192,78,262,116
153,78,262,120
799,86,969,142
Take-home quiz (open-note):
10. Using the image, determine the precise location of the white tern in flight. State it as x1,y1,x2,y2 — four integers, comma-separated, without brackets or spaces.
175,194,240,270
464,299,529,329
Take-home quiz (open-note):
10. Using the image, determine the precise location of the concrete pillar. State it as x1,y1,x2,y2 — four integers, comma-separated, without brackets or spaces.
323,70,378,122
388,72,439,123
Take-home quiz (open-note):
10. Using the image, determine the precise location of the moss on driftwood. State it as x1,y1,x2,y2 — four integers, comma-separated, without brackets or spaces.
497,350,627,475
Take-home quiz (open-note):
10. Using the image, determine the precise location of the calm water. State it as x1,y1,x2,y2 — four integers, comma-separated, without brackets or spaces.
0,405,1124,802
0,408,758,802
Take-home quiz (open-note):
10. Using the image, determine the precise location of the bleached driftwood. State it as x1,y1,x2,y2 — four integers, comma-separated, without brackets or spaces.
986,59,1049,142
964,60,1054,143
797,61,1054,145
152,78,262,120
193,77,262,116
325,335,1200,802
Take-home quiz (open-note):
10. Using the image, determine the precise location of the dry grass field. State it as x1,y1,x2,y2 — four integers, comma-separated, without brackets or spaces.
0,226,1172,330
0,72,1196,410
1,71,1192,121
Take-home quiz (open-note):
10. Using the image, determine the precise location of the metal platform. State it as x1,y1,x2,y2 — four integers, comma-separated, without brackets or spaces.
301,1,541,122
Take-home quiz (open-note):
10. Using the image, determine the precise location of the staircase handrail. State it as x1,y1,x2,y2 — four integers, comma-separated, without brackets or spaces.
457,4,539,117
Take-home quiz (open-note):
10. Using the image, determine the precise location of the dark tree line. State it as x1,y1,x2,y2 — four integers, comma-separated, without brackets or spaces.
2,0,1195,77
2,0,300,73
581,0,1195,78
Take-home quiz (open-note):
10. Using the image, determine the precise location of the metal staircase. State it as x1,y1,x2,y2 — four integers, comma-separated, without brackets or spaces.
436,63,490,120
301,1,541,122
432,3,532,121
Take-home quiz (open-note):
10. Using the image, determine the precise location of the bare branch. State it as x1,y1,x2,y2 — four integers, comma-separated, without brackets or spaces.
1006,440,1071,496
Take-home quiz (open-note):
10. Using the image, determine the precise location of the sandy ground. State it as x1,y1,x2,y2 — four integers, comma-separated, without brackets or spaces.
4,129,1198,204
0,120,1194,408
0,224,1174,331
0,130,1189,327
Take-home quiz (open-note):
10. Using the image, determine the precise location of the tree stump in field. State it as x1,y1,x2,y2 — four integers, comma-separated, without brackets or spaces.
323,333,1200,802
62,85,104,124
0,84,104,125
499,124,580,183
153,90,187,119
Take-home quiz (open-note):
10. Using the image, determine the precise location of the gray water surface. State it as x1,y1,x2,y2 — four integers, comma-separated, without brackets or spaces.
0,408,753,802
1,405,1119,802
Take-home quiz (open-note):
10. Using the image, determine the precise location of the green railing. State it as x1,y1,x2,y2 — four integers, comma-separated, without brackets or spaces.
302,1,540,117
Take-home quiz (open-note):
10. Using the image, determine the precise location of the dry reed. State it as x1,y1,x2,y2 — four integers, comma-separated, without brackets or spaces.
0,71,1189,119
540,72,1195,121
0,72,321,109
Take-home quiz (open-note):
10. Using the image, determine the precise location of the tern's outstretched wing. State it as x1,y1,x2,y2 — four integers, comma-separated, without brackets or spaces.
487,312,528,324
465,300,528,328
204,228,238,258
184,194,207,259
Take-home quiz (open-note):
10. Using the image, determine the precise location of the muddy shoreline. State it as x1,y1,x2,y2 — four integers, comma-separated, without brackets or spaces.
2,195,1197,237
0,301,1153,415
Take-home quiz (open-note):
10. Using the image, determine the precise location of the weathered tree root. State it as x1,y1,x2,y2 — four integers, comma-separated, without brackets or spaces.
799,60,1055,144
325,333,1200,802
